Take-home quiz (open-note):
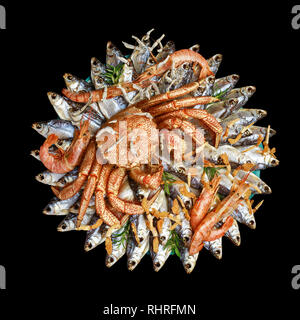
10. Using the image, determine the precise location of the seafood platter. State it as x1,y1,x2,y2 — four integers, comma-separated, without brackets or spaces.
31,29,279,273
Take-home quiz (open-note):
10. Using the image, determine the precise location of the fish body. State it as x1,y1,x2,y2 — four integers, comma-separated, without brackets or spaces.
32,119,75,139
84,222,109,252
212,74,240,98
127,234,150,271
204,237,223,259
180,246,199,274
35,171,65,186
207,54,223,74
105,224,129,267
43,193,80,216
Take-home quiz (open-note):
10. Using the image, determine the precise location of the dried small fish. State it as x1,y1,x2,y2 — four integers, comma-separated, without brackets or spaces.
236,146,279,169
151,237,172,272
221,109,267,128
105,224,129,268
57,209,95,232
204,237,223,259
63,73,94,93
207,54,223,74
47,92,74,121
32,119,75,139
212,74,240,98
225,219,241,246
232,201,256,229
106,41,124,67
127,234,150,271
43,193,80,216
84,222,110,252
35,171,65,186
56,168,78,187
90,57,106,87
180,246,199,274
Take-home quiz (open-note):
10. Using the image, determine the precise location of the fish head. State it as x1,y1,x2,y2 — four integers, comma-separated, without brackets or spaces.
47,91,63,106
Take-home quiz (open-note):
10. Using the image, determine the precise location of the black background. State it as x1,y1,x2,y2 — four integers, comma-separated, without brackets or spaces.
0,1,299,319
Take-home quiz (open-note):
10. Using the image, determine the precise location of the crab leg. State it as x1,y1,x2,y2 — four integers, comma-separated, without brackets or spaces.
156,109,223,147
158,118,205,147
95,164,121,227
107,168,145,215
148,96,219,117
76,160,102,228
51,140,96,200
129,165,163,190
135,81,205,111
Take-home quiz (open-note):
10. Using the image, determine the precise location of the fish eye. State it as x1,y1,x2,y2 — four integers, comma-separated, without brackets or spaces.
46,207,51,212
229,99,236,105
36,124,42,129
93,59,98,65
271,159,277,165
183,63,189,70
139,237,144,243
57,140,63,146
249,220,254,225
185,263,191,269
51,93,57,99
236,236,240,242
67,75,73,81
215,54,222,62
185,201,190,208
183,236,190,243
87,243,93,249
154,262,161,268
215,250,221,255
160,236,166,241
129,260,136,266
61,224,67,230
109,257,114,263
208,76,215,83
39,174,44,180
35,150,39,156
74,203,79,209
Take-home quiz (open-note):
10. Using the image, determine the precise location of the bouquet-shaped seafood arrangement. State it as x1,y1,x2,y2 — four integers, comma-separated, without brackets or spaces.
32,30,278,273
